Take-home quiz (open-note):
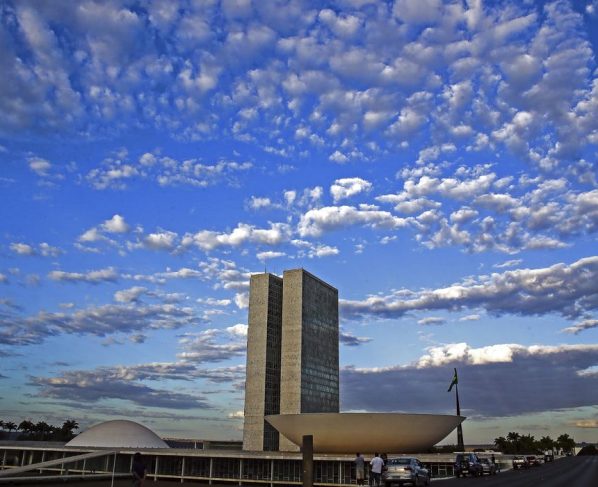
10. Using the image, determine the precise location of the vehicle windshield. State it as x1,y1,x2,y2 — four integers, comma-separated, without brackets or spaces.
388,458,412,466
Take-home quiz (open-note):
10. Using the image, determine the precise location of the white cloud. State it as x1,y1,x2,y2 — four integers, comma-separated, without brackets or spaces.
308,244,339,258
184,223,291,251
226,324,248,337
298,205,408,237
341,256,598,321
48,267,118,284
102,214,130,233
28,157,52,176
330,177,372,202
114,286,148,303
145,230,178,250
562,319,598,335
10,243,35,255
256,250,285,261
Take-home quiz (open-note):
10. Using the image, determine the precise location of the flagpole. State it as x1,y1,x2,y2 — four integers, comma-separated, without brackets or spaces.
455,382,464,451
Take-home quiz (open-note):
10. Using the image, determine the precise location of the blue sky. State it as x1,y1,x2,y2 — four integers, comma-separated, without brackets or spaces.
1,0,598,445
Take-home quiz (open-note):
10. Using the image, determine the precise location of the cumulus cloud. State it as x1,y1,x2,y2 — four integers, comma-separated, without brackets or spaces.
30,367,211,410
330,177,372,202
48,267,118,284
341,342,598,417
102,214,130,233
340,330,372,347
28,157,52,176
177,328,247,364
256,250,285,261
144,230,178,250
184,222,291,251
298,205,408,237
9,242,61,257
341,256,598,321
9,243,35,255
0,302,200,346
562,319,598,335
417,317,446,326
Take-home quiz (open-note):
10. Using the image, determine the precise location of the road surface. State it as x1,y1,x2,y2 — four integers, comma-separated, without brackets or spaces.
435,456,598,487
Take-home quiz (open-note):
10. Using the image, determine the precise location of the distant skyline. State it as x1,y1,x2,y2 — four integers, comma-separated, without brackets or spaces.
1,0,598,445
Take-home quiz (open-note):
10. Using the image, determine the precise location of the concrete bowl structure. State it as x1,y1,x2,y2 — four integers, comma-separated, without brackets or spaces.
65,419,169,449
266,413,464,453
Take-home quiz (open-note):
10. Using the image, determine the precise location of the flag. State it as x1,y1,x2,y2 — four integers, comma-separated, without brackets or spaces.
447,368,458,392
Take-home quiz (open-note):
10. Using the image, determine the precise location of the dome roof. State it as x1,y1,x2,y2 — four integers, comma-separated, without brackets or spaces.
266,413,464,453
66,420,169,449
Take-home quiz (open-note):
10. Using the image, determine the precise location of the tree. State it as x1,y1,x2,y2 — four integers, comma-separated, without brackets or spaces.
59,420,79,441
538,436,555,453
18,420,35,436
556,434,575,454
494,436,508,452
519,434,536,453
34,421,52,440
4,421,16,433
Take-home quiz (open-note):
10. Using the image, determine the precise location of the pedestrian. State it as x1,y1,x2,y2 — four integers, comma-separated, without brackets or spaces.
369,452,384,487
355,452,365,485
131,452,146,487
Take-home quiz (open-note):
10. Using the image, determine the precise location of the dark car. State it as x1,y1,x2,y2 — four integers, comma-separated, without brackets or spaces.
526,455,540,466
382,457,430,486
454,453,483,477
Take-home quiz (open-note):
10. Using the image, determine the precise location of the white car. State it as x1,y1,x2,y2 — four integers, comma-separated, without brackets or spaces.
382,457,430,487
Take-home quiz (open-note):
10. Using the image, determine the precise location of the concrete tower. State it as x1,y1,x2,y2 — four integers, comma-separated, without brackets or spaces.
278,269,339,451
243,273,283,451
242,269,339,452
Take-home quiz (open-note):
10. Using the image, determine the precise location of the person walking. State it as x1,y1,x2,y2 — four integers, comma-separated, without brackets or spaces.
369,452,384,487
355,453,365,485
131,452,146,487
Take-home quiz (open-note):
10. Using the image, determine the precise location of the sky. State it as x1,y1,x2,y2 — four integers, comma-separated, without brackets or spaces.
1,0,598,446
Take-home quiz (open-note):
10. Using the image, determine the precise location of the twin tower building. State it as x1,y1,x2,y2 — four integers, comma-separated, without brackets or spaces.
243,269,340,452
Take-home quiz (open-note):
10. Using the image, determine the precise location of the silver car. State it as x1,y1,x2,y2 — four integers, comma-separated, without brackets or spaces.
382,457,430,487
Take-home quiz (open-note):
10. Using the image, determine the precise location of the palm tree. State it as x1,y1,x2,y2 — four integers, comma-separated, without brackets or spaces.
60,419,79,440
556,434,575,454
35,421,52,440
494,436,508,452
18,420,35,437
538,435,555,453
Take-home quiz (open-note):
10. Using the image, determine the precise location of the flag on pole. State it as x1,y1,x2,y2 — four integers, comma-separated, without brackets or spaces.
447,368,458,392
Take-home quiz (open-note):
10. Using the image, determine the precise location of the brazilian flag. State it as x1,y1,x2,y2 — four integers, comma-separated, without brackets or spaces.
447,368,458,392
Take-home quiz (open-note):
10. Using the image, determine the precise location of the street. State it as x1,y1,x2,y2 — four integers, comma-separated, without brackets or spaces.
435,456,598,487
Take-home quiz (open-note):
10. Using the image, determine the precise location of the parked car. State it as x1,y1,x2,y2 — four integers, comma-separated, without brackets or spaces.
512,456,529,469
454,453,483,477
382,457,430,486
480,458,497,475
526,455,540,466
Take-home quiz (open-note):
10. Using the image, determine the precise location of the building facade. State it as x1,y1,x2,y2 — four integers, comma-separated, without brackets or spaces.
243,269,339,452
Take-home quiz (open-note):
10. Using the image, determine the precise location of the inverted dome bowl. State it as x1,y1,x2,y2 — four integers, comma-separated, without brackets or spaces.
266,413,464,453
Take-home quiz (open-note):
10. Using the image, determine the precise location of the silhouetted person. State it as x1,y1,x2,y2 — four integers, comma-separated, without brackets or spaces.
355,452,365,485
370,452,384,487
132,452,146,487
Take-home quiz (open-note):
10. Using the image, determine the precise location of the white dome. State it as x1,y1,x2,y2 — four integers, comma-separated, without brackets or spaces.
66,420,169,449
